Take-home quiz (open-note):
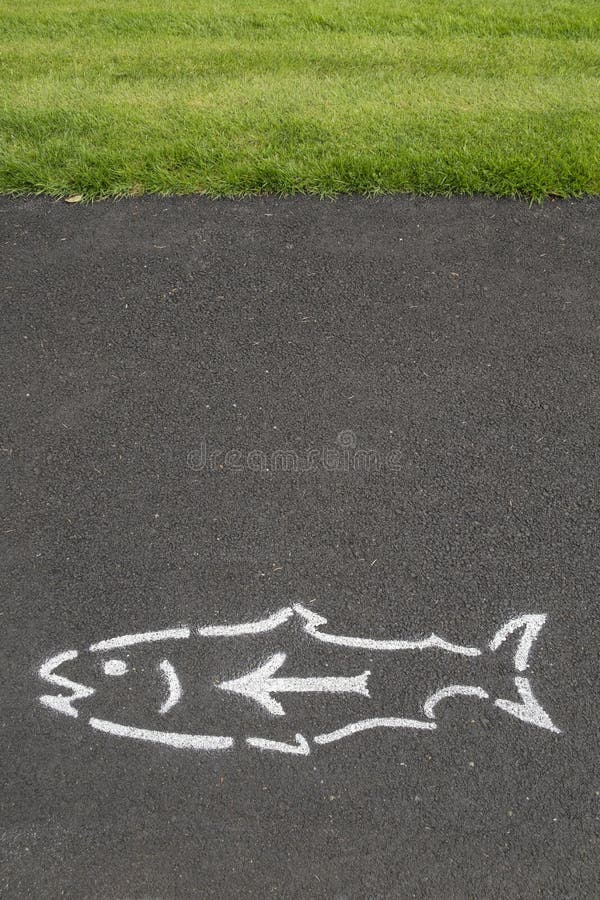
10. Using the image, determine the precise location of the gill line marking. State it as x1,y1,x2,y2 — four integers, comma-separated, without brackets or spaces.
423,685,490,718
199,607,294,637
246,734,311,755
314,718,437,745
294,605,481,657
158,660,182,714
38,650,95,718
89,627,191,652
89,718,234,750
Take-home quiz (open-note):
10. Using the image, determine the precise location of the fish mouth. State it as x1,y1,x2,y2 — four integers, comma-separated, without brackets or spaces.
38,649,95,718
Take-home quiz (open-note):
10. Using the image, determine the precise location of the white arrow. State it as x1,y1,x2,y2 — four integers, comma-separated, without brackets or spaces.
218,652,370,716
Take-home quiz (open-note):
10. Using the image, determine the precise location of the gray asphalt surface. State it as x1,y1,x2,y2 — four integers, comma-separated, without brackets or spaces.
2,195,599,898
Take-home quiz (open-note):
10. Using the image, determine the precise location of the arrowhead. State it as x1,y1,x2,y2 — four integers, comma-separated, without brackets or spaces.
219,652,288,716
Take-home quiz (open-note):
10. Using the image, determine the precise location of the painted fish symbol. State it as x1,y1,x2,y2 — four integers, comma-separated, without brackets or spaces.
38,606,561,755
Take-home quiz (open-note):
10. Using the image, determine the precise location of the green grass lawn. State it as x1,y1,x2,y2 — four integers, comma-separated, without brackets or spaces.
1,0,599,199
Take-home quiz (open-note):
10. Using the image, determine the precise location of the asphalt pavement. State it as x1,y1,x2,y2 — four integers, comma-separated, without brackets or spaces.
2,195,600,898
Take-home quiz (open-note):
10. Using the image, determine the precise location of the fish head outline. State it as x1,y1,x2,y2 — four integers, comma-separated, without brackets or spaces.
38,638,185,720
37,632,236,752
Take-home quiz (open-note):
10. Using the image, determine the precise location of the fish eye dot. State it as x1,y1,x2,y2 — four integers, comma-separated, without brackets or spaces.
103,658,128,677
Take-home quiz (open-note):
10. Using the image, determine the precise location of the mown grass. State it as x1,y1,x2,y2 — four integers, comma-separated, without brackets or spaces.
1,0,599,198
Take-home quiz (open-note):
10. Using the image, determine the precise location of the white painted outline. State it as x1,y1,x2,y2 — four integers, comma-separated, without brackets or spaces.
293,605,482,656
423,685,489,719
314,718,436,744
38,650,95,718
75,609,548,666
89,627,190,652
199,607,294,637
198,605,483,656
489,614,547,671
158,659,182,714
495,677,561,733
218,652,370,716
38,608,561,752
89,718,234,750
247,733,310,755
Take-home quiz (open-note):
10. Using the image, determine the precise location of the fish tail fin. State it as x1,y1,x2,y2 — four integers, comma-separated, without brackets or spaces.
489,613,547,672
489,614,561,733
495,676,561,733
